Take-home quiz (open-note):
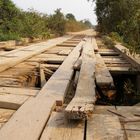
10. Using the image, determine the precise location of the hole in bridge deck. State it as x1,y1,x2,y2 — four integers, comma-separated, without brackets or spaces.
96,73,140,106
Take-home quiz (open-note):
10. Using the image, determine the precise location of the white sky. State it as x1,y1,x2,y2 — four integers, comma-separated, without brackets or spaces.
12,0,97,25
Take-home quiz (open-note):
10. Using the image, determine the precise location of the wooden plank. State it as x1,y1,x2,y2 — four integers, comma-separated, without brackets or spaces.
40,65,46,88
56,44,76,47
38,41,85,106
65,40,96,119
51,41,84,80
0,36,71,73
95,53,114,86
99,49,115,52
58,49,71,56
114,44,140,71
0,94,29,110
105,61,130,64
94,105,116,115
38,79,70,106
27,56,65,63
106,63,131,67
115,106,140,140
108,66,137,73
99,51,119,56
87,114,125,140
0,96,55,140
92,37,99,52
0,87,39,96
41,64,60,71
40,112,84,140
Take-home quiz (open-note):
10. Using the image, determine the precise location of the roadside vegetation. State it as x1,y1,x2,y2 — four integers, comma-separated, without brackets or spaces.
0,0,93,41
90,0,140,53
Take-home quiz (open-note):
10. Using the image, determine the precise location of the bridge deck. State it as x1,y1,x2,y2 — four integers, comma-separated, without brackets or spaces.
0,30,139,140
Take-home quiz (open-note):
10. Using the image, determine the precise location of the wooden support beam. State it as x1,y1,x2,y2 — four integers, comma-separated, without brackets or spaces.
40,64,46,88
95,53,114,86
65,40,96,119
40,112,84,140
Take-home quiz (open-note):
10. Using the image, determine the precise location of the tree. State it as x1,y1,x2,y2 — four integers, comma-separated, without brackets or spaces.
47,9,66,36
90,0,140,52
66,13,76,21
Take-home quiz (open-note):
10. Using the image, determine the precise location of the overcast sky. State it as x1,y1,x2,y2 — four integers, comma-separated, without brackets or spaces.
12,0,97,25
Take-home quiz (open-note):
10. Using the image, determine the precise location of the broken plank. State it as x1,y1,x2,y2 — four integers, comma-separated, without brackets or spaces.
86,114,125,140
0,94,30,110
40,64,46,88
95,53,114,86
40,112,84,140
65,40,96,119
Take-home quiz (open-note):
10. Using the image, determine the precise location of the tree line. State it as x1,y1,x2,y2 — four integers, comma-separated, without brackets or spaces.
0,0,92,41
91,0,140,53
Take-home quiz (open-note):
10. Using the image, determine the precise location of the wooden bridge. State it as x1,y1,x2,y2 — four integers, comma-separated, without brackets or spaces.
0,30,139,140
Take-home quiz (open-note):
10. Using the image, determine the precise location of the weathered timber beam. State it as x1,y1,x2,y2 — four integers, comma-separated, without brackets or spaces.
65,39,96,119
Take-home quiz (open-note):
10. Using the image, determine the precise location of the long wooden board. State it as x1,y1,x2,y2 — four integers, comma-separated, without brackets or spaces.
0,36,71,73
65,40,96,119
0,97,55,140
38,41,85,105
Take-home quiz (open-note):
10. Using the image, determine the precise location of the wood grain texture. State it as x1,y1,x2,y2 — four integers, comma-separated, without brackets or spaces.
87,114,125,140
40,112,84,140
